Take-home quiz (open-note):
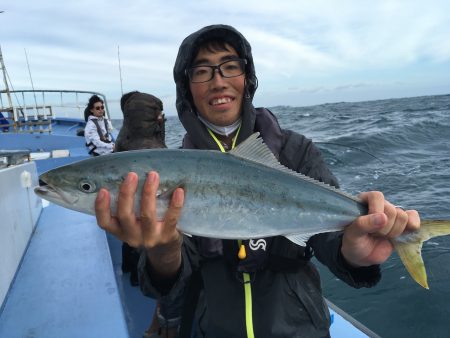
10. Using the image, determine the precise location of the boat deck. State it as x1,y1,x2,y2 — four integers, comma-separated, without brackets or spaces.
0,204,130,338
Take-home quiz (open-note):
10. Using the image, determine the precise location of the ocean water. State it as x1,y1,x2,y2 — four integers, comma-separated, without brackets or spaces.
113,94,450,337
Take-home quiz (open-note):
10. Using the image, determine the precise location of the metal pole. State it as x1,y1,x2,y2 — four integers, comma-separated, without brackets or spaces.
0,45,13,109
118,45,123,96
24,48,39,122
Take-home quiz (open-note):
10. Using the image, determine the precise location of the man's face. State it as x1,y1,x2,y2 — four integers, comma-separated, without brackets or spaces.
189,44,245,126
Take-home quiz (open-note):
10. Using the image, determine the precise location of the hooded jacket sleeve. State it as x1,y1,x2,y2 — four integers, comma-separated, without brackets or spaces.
279,129,381,288
138,236,199,323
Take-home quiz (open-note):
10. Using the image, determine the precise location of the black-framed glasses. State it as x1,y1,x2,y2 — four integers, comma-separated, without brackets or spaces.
94,105,104,111
186,58,247,83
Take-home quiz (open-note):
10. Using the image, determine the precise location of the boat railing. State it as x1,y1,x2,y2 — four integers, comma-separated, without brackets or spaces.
0,89,110,134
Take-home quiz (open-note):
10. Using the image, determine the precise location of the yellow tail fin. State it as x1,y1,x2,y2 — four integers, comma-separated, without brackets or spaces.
393,220,450,289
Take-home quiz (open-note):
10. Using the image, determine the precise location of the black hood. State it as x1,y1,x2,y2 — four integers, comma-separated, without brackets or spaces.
173,24,259,150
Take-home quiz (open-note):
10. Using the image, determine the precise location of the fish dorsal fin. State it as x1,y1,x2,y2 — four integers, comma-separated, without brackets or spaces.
230,133,361,203
230,132,280,167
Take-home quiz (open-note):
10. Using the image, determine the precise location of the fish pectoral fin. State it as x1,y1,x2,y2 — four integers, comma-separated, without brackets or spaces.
157,180,186,201
285,233,314,246
394,220,450,290
395,241,428,289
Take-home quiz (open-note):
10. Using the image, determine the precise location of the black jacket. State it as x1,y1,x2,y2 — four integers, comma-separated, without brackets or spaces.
139,24,381,338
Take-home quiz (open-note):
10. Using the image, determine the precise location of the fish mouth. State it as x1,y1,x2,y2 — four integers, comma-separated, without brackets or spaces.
34,177,79,205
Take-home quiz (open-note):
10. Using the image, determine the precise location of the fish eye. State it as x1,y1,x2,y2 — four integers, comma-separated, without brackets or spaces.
78,180,97,193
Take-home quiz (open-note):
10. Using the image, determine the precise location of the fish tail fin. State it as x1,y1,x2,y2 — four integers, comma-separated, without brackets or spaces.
394,220,450,289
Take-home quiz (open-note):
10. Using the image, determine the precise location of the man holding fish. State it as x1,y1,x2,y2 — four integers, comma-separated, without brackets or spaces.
94,25,422,337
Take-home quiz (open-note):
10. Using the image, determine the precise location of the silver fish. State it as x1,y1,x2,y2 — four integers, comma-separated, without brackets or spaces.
34,133,450,289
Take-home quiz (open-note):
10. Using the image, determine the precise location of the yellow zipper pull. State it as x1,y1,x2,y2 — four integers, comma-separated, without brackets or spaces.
238,243,247,260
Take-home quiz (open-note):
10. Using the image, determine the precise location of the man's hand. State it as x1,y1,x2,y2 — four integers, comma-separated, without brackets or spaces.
95,171,184,278
341,191,420,267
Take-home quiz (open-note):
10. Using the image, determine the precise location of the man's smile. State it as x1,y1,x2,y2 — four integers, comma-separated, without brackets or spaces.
210,96,234,106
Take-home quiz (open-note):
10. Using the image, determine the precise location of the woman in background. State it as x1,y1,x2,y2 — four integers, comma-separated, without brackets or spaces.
84,95,114,156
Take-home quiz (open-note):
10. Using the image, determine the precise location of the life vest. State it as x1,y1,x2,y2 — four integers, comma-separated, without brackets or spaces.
85,118,112,156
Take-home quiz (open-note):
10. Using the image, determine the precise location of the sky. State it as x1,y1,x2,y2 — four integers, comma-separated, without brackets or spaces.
1,0,450,118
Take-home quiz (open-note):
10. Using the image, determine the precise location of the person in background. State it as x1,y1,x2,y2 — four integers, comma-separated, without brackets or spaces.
0,112,9,132
115,91,171,338
116,90,167,287
84,95,114,156
95,25,420,337
115,91,166,152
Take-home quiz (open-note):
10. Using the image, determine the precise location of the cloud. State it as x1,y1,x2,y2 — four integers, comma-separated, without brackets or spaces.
1,0,450,117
